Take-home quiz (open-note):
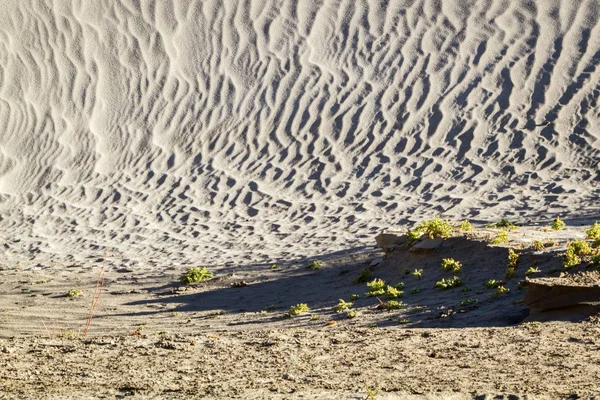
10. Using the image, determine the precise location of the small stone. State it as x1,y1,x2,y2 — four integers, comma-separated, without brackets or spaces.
369,257,384,267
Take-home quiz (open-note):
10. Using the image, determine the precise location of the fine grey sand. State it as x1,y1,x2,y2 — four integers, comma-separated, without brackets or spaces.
1,0,600,398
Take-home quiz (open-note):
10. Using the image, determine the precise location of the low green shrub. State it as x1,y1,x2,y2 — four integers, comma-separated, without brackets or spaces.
434,276,463,290
179,267,213,284
441,258,462,274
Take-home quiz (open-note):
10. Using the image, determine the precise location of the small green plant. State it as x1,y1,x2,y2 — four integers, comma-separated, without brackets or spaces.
460,298,478,306
420,216,454,239
525,266,541,276
350,294,360,301
531,240,544,251
517,281,528,290
385,300,406,310
346,310,358,319
365,386,377,400
592,255,600,268
485,279,502,289
411,269,423,279
384,285,402,299
354,268,372,284
179,267,213,284
407,227,424,245
564,240,592,269
489,219,517,230
434,276,463,290
505,268,516,280
491,230,509,245
287,303,310,317
441,258,462,274
270,264,280,270
492,286,510,297
460,286,472,292
310,315,320,321
66,289,82,298
333,299,353,312
366,279,386,297
522,321,541,328
307,260,323,271
586,222,600,241
507,249,520,268
552,217,566,230
410,287,423,294
459,220,473,232
154,330,169,335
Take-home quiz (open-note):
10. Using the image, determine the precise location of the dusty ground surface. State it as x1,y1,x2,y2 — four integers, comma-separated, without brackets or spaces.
2,225,600,398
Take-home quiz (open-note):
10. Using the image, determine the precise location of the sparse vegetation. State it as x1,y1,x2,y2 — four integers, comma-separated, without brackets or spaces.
350,294,360,301
517,281,528,290
346,310,358,319
489,219,517,230
410,287,423,294
491,230,509,245
592,255,600,268
287,303,310,317
441,258,462,274
505,268,516,280
179,267,213,284
270,264,280,270
354,268,372,284
333,299,353,312
366,279,386,297
459,220,473,232
525,266,541,276
66,289,82,298
507,249,520,268
307,260,323,271
552,217,566,231
485,279,503,289
460,298,478,306
412,269,423,279
460,286,472,292
434,276,463,290
531,240,544,251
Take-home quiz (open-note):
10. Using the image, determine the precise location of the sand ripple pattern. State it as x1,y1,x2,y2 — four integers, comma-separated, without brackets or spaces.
0,0,600,266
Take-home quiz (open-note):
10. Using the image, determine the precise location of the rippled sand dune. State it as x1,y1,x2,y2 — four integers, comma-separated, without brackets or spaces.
1,0,600,266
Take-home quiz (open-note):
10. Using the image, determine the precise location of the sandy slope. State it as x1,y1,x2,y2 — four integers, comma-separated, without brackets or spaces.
0,1,599,266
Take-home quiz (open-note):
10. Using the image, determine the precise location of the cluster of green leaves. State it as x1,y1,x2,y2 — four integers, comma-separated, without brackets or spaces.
459,220,473,232
586,222,600,243
491,230,509,245
333,299,354,312
384,285,402,299
385,300,407,311
441,258,462,274
564,240,592,269
434,276,463,290
65,289,82,298
407,216,454,244
552,217,566,231
307,260,324,271
365,278,386,296
485,279,503,289
412,269,423,279
354,268,372,284
179,267,213,284
287,303,310,317
505,249,519,280
525,266,541,276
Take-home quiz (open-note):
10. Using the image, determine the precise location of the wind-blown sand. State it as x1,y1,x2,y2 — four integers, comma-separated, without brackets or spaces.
2,0,600,398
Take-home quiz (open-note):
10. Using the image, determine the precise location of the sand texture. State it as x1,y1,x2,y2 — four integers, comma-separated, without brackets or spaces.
0,1,599,266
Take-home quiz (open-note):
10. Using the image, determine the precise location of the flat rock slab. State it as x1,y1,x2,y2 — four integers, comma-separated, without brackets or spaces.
524,271,600,320
375,231,407,253
410,237,444,253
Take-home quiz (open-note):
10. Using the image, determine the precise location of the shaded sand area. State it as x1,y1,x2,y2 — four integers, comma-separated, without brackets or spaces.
2,223,600,398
